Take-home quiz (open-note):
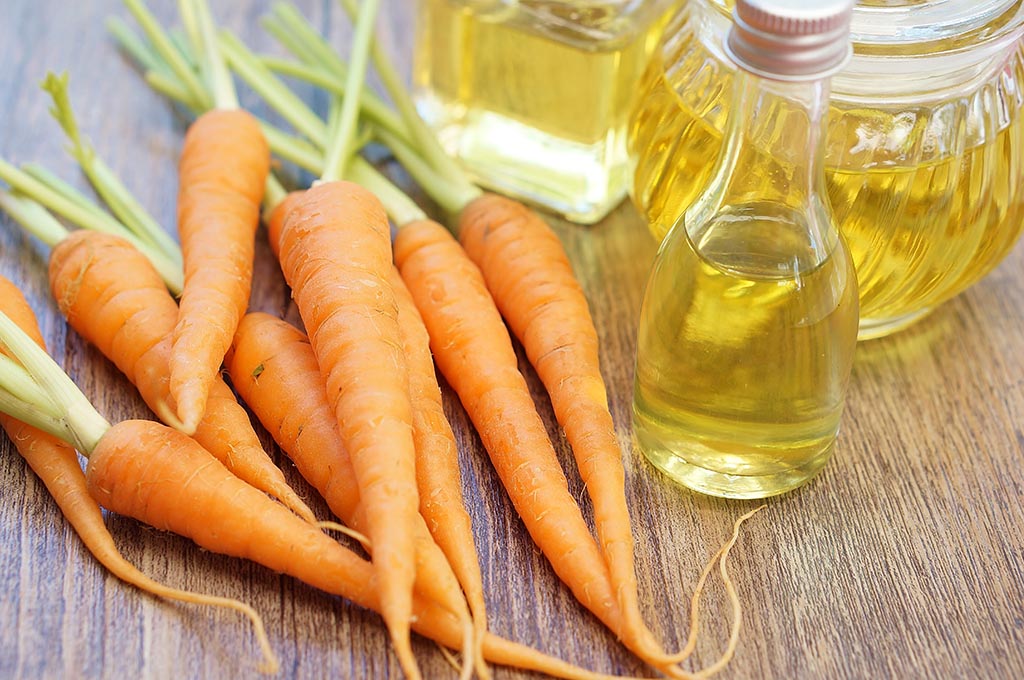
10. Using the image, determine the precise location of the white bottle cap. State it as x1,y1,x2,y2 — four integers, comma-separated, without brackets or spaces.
725,0,856,81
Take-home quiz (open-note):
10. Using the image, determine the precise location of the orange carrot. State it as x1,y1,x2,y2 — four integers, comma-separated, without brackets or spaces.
277,180,420,679
169,108,269,433
392,219,659,655
225,310,477,675
0,276,278,673
47,229,314,522
457,192,666,661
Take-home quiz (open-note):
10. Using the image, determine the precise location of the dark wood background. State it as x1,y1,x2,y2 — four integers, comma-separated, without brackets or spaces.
1,2,1022,678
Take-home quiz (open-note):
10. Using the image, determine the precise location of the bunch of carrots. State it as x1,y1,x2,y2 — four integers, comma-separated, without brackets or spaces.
0,1,765,678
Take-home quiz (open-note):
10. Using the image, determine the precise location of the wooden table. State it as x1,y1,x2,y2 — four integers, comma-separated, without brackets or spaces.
1,2,1022,678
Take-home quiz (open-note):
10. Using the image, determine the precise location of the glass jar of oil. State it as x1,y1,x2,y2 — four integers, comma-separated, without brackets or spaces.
634,0,860,499
628,0,1024,339
412,0,676,224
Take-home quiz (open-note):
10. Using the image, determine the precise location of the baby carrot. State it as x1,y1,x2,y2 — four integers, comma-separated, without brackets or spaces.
168,107,269,433
277,181,420,678
0,278,277,674
46,228,313,522
162,0,271,434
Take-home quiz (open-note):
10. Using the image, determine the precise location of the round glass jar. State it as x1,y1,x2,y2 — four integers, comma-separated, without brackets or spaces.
628,0,1024,339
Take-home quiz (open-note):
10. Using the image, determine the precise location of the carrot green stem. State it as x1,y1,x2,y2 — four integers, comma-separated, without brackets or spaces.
107,16,167,76
123,0,212,111
0,354,63,419
261,124,324,175
41,72,182,263
268,3,350,79
188,0,239,110
336,0,474,201
259,55,411,147
0,159,183,295
317,0,380,183
0,312,112,455
219,31,329,144
0,190,70,247
262,174,288,215
0,385,72,443
145,71,203,113
258,14,325,70
374,126,475,217
348,157,426,226
169,29,200,73
19,166,110,232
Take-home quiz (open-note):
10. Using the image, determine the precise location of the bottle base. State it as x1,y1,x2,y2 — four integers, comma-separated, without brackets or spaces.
637,435,835,499
857,306,935,340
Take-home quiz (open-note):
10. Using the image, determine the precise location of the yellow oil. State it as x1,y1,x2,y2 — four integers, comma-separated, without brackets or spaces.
629,33,1024,338
633,203,859,498
413,0,673,223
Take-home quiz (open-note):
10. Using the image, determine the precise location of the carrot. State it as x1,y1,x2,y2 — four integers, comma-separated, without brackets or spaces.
318,7,704,667
0,277,278,674
168,106,269,433
46,228,314,522
277,180,420,679
225,310,477,679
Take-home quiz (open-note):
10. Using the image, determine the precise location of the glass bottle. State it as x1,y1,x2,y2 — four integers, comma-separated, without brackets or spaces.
632,0,860,499
411,0,676,224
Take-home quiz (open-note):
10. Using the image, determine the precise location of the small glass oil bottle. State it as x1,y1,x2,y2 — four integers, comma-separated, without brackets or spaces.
632,0,860,498
412,0,674,224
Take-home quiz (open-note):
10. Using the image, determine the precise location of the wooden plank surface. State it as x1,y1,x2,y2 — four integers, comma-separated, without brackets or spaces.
1,2,1022,678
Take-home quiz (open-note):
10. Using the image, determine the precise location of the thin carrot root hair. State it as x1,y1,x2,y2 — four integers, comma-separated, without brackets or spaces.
658,505,766,680
316,520,371,548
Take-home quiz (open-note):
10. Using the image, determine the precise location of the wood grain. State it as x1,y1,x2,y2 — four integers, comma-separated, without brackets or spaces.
1,1,1022,679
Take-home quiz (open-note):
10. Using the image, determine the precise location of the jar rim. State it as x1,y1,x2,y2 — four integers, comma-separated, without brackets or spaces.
707,0,1024,57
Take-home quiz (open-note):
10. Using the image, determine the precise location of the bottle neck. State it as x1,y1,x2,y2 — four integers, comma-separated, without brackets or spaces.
718,71,831,209
685,69,838,270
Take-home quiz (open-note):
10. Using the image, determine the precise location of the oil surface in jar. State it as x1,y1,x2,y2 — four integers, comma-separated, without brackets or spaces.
629,41,1024,337
633,202,859,498
414,0,671,223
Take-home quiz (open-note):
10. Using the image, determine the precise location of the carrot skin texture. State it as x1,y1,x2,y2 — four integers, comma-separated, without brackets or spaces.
393,220,629,637
278,181,419,679
225,311,472,623
170,109,270,433
47,230,314,522
459,194,666,660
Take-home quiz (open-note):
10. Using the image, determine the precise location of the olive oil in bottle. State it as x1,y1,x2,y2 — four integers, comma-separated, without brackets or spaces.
412,0,673,223
633,0,860,498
